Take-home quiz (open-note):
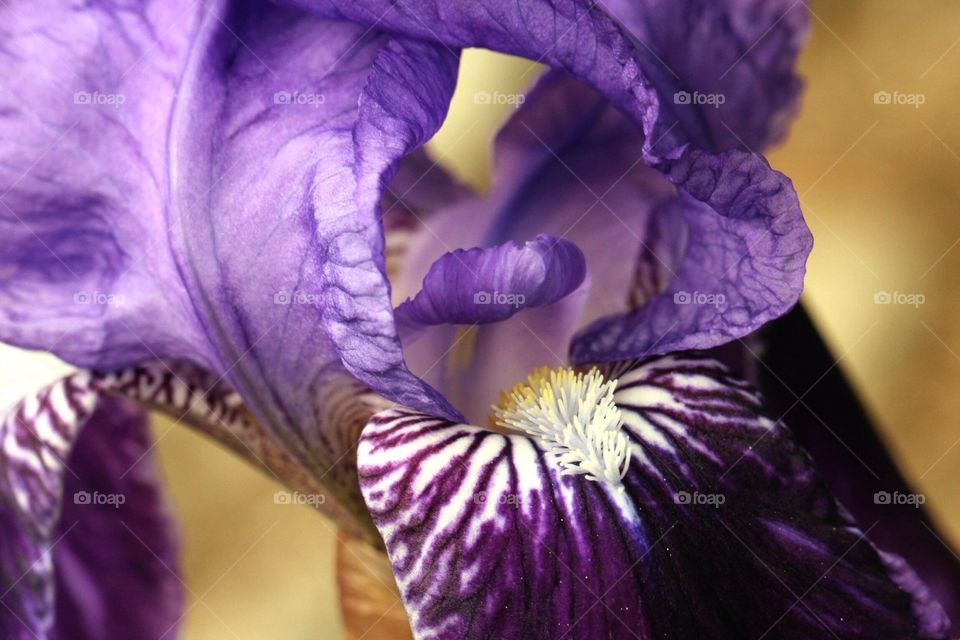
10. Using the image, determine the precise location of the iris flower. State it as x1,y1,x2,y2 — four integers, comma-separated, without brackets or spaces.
0,0,954,638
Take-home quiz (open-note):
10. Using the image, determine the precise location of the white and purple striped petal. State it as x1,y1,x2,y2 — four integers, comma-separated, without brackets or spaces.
358,355,948,639
0,378,180,639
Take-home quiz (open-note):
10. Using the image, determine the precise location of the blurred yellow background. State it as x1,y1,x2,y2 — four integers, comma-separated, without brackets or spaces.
62,2,960,637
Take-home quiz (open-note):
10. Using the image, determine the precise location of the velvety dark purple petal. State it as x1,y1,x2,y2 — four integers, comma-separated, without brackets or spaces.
0,377,181,639
394,235,585,334
0,1,461,518
51,397,181,640
753,304,960,626
601,0,809,152
358,355,947,639
571,147,812,363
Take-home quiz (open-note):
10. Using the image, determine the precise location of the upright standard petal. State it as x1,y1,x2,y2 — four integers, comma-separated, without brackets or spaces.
0,379,181,640
275,0,808,156
358,355,948,639
571,147,812,363
0,1,461,521
601,0,809,152
393,73,811,376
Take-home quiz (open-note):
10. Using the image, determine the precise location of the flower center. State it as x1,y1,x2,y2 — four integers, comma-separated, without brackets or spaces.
492,367,630,487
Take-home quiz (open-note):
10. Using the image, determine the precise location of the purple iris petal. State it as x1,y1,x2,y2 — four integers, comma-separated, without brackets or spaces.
394,235,585,333
358,355,948,639
273,0,665,156
0,380,181,639
601,0,809,152
0,0,460,497
571,147,812,362
389,72,810,394
755,305,960,624
275,0,807,156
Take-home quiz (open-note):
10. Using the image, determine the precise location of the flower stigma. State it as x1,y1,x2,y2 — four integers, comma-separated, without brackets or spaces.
492,367,630,487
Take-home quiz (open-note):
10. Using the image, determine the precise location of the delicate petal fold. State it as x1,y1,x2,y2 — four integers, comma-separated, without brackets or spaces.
571,147,812,363
0,0,461,514
275,0,808,156
393,73,811,371
394,235,586,334
601,0,809,152
358,355,948,639
0,377,181,639
274,0,667,153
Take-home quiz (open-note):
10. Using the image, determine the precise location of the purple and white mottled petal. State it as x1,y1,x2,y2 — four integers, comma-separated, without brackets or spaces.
600,0,809,152
358,355,948,639
98,361,384,539
571,148,812,363
394,235,585,337
0,378,181,639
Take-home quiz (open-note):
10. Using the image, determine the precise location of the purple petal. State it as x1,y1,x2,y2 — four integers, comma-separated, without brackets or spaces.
571,147,812,363
394,235,586,333
601,0,809,152
0,1,460,498
755,305,960,625
0,378,181,639
358,355,948,639
273,0,666,155
0,1,212,365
